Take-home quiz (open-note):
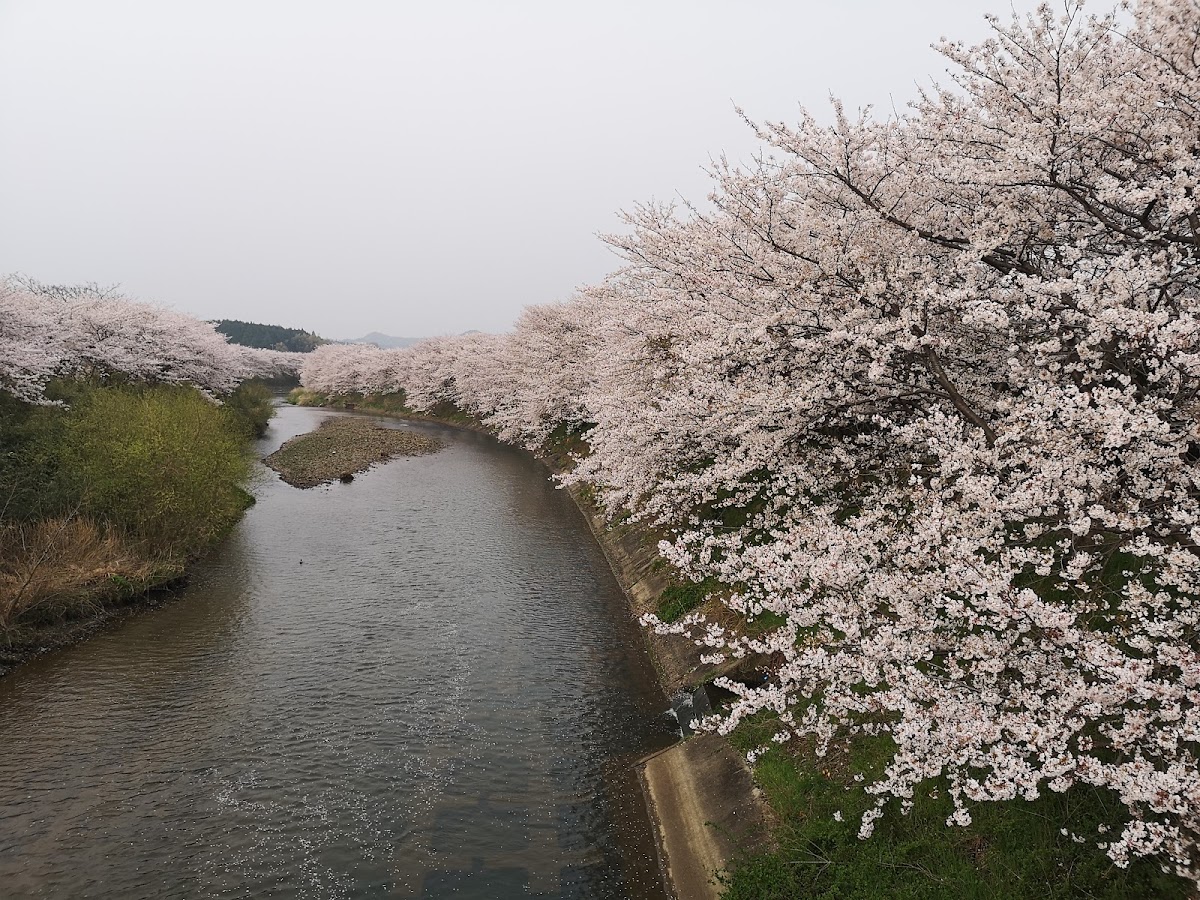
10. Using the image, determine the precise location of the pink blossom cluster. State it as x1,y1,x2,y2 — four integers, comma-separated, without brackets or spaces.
0,276,301,403
301,302,600,446
301,1,1200,880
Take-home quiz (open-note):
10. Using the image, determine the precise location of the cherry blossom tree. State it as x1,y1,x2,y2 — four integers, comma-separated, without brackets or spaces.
299,0,1200,880
0,276,301,403
0,278,65,404
620,1,1200,878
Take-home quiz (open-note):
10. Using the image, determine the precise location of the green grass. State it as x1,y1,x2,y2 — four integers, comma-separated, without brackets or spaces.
537,421,594,471
721,718,1190,900
422,400,485,427
287,390,494,430
657,576,722,622
287,388,414,416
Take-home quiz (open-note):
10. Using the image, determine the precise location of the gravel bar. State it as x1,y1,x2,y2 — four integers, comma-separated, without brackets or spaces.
265,417,443,488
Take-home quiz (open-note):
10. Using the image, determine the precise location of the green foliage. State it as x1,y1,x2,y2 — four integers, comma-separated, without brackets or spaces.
658,577,721,622
538,422,594,470
0,391,69,521
286,387,325,406
108,573,133,592
214,318,327,352
48,384,253,555
224,380,276,437
424,400,481,426
357,392,413,416
0,380,255,640
287,388,413,417
722,721,1190,900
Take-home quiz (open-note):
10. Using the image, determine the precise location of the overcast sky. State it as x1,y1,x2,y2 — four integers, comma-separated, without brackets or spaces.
0,1,1047,339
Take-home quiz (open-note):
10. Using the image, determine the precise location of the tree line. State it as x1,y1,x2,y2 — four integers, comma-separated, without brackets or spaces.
214,319,327,353
298,1,1200,887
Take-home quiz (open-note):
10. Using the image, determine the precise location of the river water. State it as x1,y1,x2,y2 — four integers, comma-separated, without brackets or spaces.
0,405,675,899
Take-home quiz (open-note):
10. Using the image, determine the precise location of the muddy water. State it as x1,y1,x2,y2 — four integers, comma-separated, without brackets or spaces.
0,405,674,899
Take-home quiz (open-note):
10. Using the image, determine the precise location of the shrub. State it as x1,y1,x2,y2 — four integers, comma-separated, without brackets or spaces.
224,380,275,437
53,384,252,555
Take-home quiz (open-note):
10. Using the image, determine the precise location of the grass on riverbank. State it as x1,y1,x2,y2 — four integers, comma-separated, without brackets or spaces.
0,518,185,672
719,718,1190,900
265,416,442,488
0,518,164,626
288,387,412,416
288,389,490,431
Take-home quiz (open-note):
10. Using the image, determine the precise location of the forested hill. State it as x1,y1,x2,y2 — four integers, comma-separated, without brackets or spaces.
215,319,327,353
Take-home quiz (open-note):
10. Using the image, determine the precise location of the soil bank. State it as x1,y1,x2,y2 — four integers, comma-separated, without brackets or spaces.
0,572,188,678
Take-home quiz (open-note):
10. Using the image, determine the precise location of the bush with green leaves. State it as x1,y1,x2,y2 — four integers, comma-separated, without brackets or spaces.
224,380,275,438
51,383,254,555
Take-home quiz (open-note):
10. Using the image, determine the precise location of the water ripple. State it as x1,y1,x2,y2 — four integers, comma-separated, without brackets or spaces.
0,406,672,899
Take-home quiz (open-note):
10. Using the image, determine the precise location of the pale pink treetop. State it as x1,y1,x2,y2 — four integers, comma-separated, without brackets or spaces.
0,276,301,402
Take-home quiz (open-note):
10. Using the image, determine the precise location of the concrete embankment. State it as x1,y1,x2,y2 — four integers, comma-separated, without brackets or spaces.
639,736,769,900
560,480,772,899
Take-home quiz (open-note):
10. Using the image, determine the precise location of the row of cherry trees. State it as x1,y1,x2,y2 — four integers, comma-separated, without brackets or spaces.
0,276,300,404
302,1,1200,881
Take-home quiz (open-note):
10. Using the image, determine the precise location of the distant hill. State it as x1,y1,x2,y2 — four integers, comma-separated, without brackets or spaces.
343,332,420,349
215,320,328,353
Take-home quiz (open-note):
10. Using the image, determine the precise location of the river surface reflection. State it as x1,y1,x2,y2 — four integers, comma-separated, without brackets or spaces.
0,404,673,899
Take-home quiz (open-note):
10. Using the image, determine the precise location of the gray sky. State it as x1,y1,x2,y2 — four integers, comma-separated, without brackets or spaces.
0,1,1044,339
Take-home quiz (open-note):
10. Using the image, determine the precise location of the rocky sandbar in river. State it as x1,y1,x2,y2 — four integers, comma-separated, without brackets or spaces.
264,416,442,488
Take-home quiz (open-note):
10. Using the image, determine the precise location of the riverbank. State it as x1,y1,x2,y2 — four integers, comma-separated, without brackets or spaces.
559,444,1189,900
0,382,267,679
555,460,772,900
0,564,186,677
265,416,442,488
0,503,252,679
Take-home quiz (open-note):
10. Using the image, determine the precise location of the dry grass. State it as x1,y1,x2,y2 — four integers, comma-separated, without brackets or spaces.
0,517,160,632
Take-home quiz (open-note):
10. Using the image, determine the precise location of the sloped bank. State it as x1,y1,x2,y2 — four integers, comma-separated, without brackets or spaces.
288,390,772,899
0,562,188,678
556,477,773,900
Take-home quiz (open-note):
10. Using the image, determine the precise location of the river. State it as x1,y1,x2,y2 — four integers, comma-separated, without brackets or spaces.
0,404,675,899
